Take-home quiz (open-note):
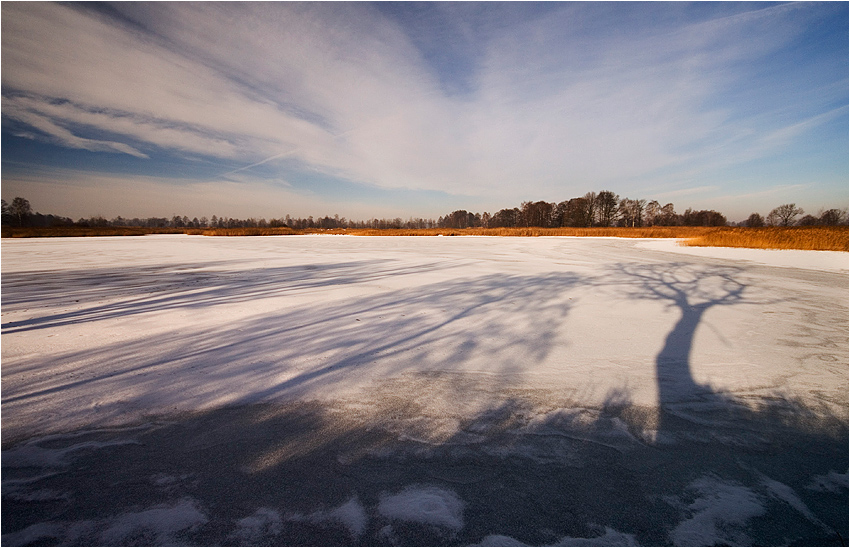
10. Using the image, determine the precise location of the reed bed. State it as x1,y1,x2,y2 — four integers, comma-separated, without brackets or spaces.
3,225,846,251
2,226,297,238
1,227,184,238
190,227,298,236
682,226,848,252
304,225,848,250
311,226,715,238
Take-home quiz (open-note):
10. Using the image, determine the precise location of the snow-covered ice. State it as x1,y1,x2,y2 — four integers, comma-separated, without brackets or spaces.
476,527,639,547
668,476,766,546
806,470,849,494
98,498,208,545
636,238,849,273
288,496,368,540
2,234,847,545
378,485,464,531
231,508,282,545
1,498,207,546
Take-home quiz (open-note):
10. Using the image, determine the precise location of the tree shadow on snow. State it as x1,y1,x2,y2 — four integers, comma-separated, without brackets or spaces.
2,260,847,546
2,267,580,440
0,259,456,334
592,263,848,546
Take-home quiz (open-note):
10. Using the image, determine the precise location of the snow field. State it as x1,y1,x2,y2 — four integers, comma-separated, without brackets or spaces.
2,235,847,545
1,483,641,546
377,485,464,531
3,235,845,437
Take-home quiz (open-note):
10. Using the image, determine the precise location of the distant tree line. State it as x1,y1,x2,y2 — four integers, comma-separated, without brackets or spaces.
435,191,726,229
1,197,75,229
0,197,440,231
435,194,847,229
740,204,848,228
2,194,847,230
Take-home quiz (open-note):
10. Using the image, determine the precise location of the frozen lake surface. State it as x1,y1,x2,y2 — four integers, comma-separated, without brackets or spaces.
2,235,847,546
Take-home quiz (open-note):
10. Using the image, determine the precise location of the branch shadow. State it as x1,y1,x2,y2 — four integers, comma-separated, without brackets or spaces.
2,268,579,442
618,263,747,406
3,377,845,546
588,262,849,546
1,259,458,334
2,259,846,546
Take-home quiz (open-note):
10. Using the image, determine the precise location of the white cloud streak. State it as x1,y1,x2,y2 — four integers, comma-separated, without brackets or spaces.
3,99,149,158
221,152,297,178
0,166,415,221
1,167,309,220
1,2,846,214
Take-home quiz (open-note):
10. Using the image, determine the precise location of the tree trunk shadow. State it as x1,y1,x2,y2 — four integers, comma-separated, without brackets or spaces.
615,263,747,406
599,263,847,544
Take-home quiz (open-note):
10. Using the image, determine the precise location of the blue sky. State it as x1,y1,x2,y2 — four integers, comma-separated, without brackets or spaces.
2,2,847,222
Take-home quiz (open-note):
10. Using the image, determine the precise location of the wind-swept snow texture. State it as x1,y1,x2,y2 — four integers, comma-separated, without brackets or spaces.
2,235,847,546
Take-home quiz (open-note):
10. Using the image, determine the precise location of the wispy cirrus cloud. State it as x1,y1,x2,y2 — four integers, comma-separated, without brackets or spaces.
1,2,846,219
2,95,240,159
3,98,149,158
2,3,342,164
0,166,329,221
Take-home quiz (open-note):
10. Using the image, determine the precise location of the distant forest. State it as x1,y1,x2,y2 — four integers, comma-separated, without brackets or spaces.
2,191,847,230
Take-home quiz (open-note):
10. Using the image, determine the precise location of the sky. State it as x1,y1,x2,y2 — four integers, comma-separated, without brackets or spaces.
1,2,847,222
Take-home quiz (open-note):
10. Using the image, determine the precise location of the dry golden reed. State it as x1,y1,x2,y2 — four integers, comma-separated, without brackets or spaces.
306,226,847,250
682,226,848,252
1,227,183,238
313,226,714,238
1,226,297,238
191,227,298,237
3,225,847,251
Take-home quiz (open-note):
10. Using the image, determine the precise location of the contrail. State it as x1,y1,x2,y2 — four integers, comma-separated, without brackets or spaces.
220,150,295,178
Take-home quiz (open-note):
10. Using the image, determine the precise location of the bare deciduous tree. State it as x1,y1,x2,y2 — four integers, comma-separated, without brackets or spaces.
582,192,597,227
644,200,660,226
745,213,765,227
767,204,804,226
658,203,678,226
818,208,848,226
9,197,32,226
596,190,619,227
618,198,647,227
